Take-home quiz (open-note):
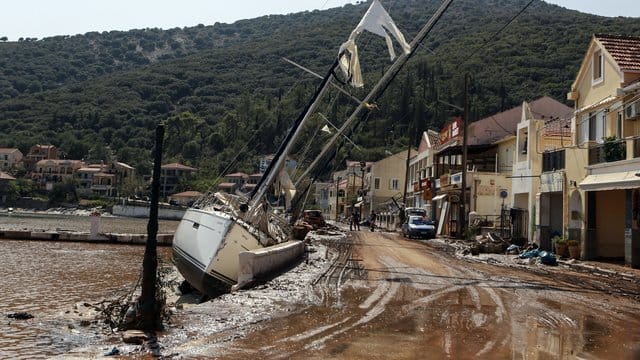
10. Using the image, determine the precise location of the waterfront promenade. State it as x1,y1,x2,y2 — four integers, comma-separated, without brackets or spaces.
0,210,178,245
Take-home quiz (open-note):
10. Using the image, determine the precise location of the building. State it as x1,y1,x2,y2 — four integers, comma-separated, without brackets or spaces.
76,160,135,197
567,34,640,266
313,182,333,218
365,152,408,229
407,130,440,218
24,144,57,171
0,148,23,171
160,163,197,198
32,159,84,190
512,101,574,246
76,165,103,193
432,97,571,239
244,173,263,193
328,174,348,221
259,154,297,173
217,172,248,194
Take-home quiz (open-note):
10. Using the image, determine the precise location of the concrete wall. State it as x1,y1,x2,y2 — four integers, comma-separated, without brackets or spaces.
112,204,185,220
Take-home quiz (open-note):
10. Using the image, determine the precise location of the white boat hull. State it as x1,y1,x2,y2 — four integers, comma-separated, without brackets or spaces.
172,208,263,296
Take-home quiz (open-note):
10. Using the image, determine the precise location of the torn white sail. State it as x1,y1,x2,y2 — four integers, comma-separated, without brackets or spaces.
277,167,296,209
338,0,410,87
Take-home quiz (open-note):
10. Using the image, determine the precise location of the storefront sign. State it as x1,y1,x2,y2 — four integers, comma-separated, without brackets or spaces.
439,117,462,146
420,178,431,190
440,174,450,187
451,173,462,185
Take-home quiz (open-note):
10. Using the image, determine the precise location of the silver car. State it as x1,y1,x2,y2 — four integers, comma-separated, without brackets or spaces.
402,215,436,239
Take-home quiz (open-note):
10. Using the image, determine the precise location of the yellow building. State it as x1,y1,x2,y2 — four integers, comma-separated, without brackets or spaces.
32,159,84,190
366,151,410,229
568,34,640,266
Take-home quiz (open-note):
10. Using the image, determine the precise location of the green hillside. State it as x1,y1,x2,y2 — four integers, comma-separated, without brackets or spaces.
0,0,639,190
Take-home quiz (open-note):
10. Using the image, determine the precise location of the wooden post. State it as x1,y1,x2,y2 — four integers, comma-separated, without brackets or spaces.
139,123,164,331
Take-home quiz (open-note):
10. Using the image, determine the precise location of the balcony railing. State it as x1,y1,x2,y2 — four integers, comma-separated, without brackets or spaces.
542,149,565,172
588,138,626,165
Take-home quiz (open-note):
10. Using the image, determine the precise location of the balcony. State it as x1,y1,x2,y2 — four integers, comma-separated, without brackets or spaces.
542,149,565,172
588,138,626,165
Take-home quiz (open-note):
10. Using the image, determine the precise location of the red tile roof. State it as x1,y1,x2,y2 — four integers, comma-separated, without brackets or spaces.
0,148,19,154
161,163,197,171
596,34,640,72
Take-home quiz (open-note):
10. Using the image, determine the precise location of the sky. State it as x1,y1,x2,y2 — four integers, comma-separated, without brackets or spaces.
0,0,638,41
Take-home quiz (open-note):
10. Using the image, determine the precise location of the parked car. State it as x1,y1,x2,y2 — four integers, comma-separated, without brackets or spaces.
402,215,436,239
302,210,326,229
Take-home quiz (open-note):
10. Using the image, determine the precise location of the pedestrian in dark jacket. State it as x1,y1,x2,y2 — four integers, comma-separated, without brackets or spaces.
370,211,377,231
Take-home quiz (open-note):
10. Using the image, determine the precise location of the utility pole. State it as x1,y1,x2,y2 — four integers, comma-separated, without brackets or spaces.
403,145,411,207
459,73,469,239
335,176,342,221
139,123,163,331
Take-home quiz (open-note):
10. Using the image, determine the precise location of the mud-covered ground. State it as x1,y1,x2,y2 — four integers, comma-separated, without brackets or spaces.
55,223,640,359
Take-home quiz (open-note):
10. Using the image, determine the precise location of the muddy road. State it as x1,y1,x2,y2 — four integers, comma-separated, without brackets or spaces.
206,230,640,359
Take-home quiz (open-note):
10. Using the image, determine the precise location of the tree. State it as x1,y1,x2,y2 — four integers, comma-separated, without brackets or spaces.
49,179,79,205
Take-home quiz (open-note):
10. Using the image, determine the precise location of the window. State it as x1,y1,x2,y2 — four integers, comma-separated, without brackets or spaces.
578,114,589,145
390,178,399,190
593,50,603,84
597,112,606,143
374,177,380,190
542,150,565,172
582,111,605,144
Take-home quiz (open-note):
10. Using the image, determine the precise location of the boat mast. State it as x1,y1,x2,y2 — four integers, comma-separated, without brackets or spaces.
248,59,339,211
295,0,454,186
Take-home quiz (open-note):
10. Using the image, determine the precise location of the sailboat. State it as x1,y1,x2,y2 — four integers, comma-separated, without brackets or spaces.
172,0,454,297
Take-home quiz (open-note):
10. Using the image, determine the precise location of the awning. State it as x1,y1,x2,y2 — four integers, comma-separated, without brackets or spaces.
579,171,640,192
354,201,363,207
432,194,447,201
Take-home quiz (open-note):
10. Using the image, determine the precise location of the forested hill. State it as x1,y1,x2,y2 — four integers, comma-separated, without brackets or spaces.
0,0,639,189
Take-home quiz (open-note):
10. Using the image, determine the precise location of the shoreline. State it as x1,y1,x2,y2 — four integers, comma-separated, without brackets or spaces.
0,228,174,245
0,209,178,244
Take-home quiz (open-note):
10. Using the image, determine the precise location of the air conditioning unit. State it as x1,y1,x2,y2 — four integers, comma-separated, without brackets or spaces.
626,101,639,119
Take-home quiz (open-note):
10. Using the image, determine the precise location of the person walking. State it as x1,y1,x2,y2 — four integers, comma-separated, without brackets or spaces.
370,211,377,232
349,212,354,231
350,212,360,231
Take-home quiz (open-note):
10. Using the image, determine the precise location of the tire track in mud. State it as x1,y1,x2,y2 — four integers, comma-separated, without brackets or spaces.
300,232,514,355
219,231,640,359
275,231,510,355
405,248,511,356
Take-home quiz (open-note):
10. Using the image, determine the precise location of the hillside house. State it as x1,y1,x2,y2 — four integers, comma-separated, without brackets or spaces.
24,144,57,171
160,163,197,198
0,148,23,171
32,159,84,190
